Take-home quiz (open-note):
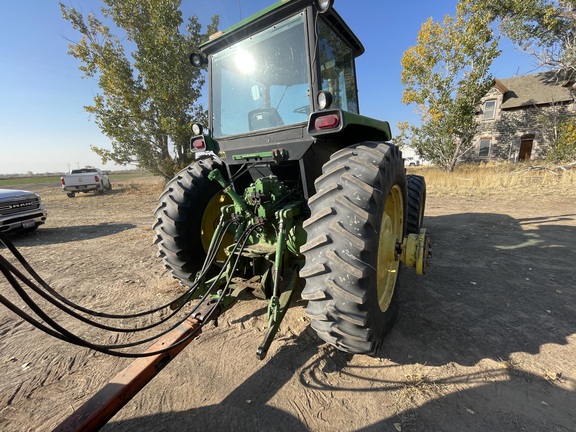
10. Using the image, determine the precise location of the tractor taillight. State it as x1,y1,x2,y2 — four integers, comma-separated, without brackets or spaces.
192,138,206,151
314,114,340,130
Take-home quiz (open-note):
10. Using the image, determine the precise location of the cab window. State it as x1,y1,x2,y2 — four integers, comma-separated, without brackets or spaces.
317,18,358,113
212,14,310,138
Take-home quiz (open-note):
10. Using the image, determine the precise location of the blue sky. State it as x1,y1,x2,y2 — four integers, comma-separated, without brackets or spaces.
0,0,536,175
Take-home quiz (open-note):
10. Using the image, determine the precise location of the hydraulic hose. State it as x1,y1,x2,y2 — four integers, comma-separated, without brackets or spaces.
0,221,260,357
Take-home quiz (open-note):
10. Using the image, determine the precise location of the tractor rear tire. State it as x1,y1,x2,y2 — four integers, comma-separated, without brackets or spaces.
406,174,426,234
300,142,407,355
153,157,230,287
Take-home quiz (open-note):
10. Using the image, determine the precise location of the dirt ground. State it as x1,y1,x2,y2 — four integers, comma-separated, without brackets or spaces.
0,176,574,432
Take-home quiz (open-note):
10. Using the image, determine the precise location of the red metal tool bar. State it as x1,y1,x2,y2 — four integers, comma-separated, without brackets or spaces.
53,316,204,432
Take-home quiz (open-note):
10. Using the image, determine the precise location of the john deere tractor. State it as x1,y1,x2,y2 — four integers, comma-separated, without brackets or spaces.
153,0,429,359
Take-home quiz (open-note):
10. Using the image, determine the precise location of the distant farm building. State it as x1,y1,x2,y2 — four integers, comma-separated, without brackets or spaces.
465,71,575,162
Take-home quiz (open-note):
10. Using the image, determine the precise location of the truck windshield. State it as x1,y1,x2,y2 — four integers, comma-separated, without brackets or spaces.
211,13,310,138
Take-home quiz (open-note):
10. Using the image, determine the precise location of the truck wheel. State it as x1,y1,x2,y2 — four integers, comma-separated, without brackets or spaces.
66,192,75,198
153,157,232,287
300,142,407,355
406,174,426,234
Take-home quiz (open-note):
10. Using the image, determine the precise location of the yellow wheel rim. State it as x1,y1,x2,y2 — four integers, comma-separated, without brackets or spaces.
200,192,233,265
377,185,404,312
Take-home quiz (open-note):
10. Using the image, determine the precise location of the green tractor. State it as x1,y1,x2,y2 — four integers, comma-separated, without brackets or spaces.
152,0,430,359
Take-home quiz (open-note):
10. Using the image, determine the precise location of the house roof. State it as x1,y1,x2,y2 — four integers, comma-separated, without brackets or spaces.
497,71,574,109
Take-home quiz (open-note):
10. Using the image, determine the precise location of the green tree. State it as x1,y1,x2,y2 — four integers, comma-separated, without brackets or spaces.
60,0,219,180
547,117,576,162
531,100,576,161
400,0,500,171
477,0,576,74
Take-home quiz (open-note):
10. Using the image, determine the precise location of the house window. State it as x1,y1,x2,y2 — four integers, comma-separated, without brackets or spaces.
479,139,491,157
483,100,496,120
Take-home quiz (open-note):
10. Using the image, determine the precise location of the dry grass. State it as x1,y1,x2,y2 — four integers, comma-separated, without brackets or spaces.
113,176,166,197
90,163,576,200
409,162,576,197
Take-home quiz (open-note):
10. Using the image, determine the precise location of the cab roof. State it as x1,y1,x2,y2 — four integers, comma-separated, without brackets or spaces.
200,0,364,57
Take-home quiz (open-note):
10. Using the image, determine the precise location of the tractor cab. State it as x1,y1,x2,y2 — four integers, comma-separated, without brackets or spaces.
189,0,390,196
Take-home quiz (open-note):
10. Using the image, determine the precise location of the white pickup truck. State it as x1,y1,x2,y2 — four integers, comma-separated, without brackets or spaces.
60,167,112,198
0,188,48,233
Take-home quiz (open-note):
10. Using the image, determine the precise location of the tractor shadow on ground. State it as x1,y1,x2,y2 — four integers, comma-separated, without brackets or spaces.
385,211,576,368
103,211,576,431
104,327,323,432
300,346,576,431
357,371,576,431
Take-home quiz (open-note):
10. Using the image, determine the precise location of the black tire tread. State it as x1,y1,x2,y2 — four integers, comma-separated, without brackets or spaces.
152,158,225,287
300,142,406,355
406,174,426,234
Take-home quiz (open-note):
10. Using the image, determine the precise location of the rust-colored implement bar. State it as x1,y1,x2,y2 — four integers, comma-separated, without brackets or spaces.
53,316,203,432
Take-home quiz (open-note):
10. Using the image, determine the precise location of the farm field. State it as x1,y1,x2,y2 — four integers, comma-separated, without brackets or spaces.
0,171,152,188
0,167,575,431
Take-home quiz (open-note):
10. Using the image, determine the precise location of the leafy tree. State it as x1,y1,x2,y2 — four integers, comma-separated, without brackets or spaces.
476,0,576,74
547,117,576,162
400,0,500,171
60,0,219,180
394,121,412,150
531,99,576,161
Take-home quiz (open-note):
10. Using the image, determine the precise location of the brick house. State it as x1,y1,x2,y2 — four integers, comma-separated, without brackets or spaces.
467,71,575,162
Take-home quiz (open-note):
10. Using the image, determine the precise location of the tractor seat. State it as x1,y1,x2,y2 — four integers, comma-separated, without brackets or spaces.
248,107,284,131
